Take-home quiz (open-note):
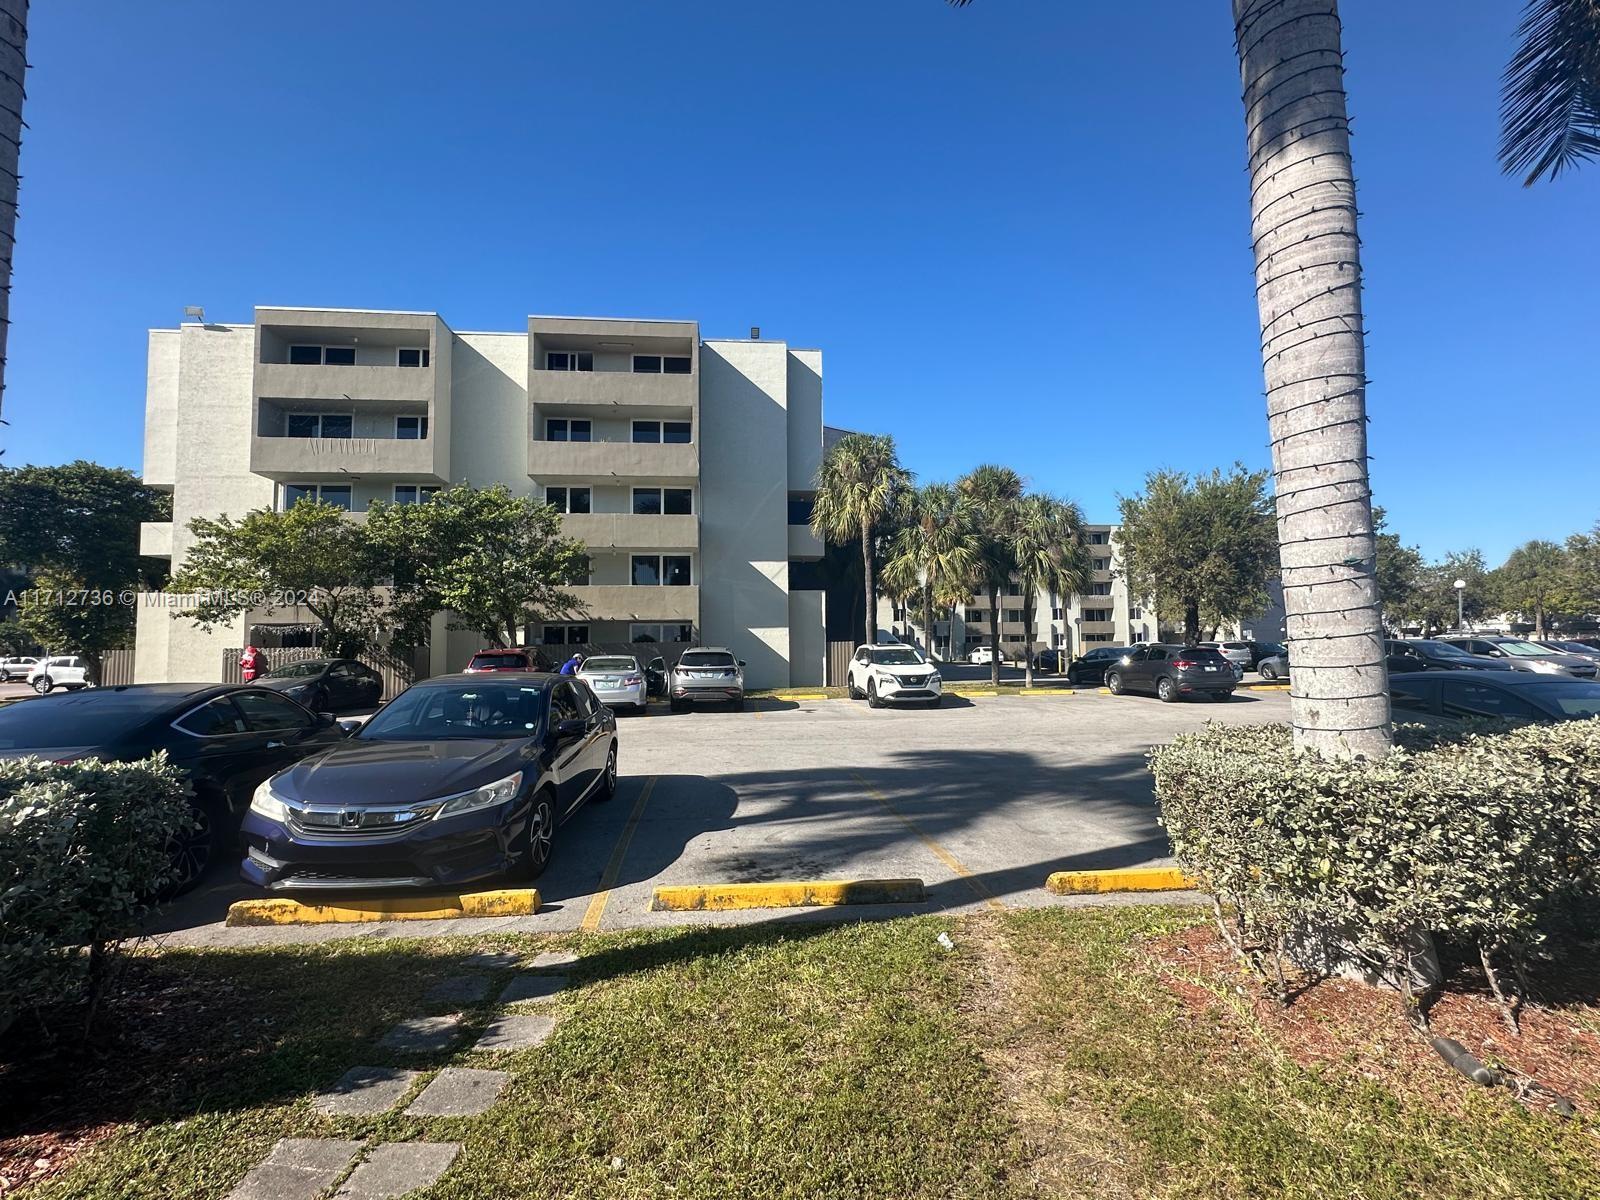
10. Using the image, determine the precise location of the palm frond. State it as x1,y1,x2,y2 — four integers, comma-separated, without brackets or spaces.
1500,0,1600,185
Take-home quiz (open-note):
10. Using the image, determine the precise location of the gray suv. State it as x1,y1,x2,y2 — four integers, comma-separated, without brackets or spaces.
1105,644,1237,702
1436,636,1597,679
669,647,746,711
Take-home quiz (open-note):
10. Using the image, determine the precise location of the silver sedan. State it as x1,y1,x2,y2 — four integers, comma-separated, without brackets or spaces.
577,655,650,714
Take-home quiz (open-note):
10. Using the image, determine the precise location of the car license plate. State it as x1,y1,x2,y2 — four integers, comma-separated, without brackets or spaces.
1204,665,1216,671
598,680,621,689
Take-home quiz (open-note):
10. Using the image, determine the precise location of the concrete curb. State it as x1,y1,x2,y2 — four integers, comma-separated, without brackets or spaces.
649,878,926,911
1238,681,1291,691
1045,867,1197,895
224,888,541,927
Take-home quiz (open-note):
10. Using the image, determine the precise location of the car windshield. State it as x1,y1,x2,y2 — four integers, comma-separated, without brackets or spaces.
582,657,637,673
871,648,924,665
1177,648,1228,662
267,661,331,678
1417,640,1473,658
1536,681,1600,717
680,652,735,668
359,683,546,740
1497,640,1556,657
0,692,172,749
1257,643,1285,655
468,653,526,669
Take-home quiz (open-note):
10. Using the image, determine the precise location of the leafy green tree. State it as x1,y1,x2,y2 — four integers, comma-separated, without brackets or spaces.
1115,466,1277,645
1372,507,1425,632
1499,0,1600,185
1414,549,1492,634
1489,539,1581,638
811,434,912,646
958,464,1025,686
1011,494,1090,687
1567,523,1600,614
366,485,589,648
0,462,171,671
170,502,386,658
881,482,980,663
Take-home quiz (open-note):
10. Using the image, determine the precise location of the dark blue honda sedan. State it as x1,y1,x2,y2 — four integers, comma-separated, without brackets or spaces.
240,673,617,892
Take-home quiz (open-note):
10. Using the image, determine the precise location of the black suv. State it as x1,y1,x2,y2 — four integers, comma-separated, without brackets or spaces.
1065,646,1129,685
1385,638,1513,673
1105,644,1236,702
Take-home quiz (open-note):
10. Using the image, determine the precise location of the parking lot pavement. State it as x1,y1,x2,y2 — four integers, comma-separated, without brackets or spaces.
153,689,1289,947
0,681,34,703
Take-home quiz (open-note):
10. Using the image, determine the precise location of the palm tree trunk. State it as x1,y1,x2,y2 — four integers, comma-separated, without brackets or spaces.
1184,599,1200,645
0,1,24,424
922,583,936,663
1235,0,1391,759
1535,602,1545,640
988,586,1001,686
1022,596,1036,688
862,519,878,644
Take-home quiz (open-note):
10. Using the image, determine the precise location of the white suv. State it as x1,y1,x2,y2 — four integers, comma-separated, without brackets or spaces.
0,656,39,682
848,644,943,708
27,655,93,694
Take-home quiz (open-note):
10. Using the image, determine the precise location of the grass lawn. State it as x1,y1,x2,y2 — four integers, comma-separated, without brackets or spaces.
3,909,1596,1199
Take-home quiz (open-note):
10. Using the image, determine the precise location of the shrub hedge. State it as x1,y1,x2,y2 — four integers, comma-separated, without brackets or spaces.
1150,720,1600,1005
0,754,193,1037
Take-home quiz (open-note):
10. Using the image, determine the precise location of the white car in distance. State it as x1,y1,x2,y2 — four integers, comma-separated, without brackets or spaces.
847,644,944,708
0,656,39,682
27,655,93,694
966,645,1005,666
577,654,649,714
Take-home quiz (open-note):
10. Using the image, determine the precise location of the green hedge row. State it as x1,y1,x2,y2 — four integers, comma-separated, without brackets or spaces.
1150,720,1600,1001
1,755,193,1036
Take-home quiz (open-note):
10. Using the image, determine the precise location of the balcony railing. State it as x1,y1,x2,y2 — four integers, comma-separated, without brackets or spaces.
527,439,699,483
251,435,444,481
529,368,695,412
255,362,434,405
565,584,700,623
560,513,699,550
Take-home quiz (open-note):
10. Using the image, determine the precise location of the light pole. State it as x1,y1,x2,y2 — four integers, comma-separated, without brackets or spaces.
1453,578,1467,631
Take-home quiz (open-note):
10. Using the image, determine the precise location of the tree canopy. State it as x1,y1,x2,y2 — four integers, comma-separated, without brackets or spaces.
811,433,911,645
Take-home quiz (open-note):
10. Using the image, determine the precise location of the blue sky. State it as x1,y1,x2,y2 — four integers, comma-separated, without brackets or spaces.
5,0,1594,563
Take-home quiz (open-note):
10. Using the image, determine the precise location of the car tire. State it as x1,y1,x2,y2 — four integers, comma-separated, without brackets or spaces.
1106,671,1124,696
847,676,861,700
1259,662,1278,681
517,790,557,880
32,676,51,695
161,794,221,899
867,680,882,709
1157,677,1178,703
593,745,618,802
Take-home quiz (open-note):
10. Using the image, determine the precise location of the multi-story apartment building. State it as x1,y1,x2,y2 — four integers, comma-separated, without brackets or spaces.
134,307,829,689
880,524,1158,659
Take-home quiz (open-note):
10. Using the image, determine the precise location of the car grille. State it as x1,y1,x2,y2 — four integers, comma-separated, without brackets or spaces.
289,805,438,837
895,675,932,686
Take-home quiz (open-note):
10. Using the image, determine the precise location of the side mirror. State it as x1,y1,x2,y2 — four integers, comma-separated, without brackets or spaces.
336,718,364,737
738,660,747,668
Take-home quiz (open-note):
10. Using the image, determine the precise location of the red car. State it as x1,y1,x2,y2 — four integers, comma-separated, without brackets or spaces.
463,648,549,673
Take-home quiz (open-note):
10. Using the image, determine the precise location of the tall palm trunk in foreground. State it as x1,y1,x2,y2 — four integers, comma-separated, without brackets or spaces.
1234,0,1391,758
0,0,26,425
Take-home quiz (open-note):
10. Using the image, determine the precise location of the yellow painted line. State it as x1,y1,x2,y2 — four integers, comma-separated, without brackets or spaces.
1097,687,1111,694
1240,683,1291,691
851,771,1005,911
225,888,540,927
581,775,657,932
1019,688,1075,696
1045,867,1197,895
649,878,925,911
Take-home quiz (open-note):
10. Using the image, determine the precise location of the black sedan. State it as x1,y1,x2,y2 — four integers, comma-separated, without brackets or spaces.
1385,638,1514,673
1389,671,1600,728
0,684,349,893
255,658,384,713
1065,646,1129,685
240,673,618,892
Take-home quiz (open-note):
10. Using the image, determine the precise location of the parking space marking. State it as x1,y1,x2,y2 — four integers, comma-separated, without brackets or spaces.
849,771,1005,912
581,775,657,933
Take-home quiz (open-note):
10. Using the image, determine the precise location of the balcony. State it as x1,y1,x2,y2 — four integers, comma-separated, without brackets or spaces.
787,525,824,560
251,435,444,482
560,513,699,551
527,439,698,484
140,521,173,558
254,361,434,405
566,585,700,624
530,368,696,415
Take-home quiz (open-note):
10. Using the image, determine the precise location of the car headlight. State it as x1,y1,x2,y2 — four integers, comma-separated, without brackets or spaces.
929,673,942,684
249,779,291,823
433,771,523,819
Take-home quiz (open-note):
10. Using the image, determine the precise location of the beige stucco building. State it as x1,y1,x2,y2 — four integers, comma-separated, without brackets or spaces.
135,307,828,689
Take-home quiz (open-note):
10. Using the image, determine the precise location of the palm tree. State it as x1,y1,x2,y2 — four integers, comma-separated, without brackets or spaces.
949,0,1390,756
1011,494,1090,688
882,482,980,663
958,464,1024,687
811,433,911,646
0,0,26,427
1499,0,1600,185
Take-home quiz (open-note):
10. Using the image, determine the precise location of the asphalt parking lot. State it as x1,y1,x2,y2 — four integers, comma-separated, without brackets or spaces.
154,687,1290,947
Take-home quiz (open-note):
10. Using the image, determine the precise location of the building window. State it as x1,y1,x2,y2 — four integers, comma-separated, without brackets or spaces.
1093,557,1111,572
541,624,589,645
630,555,692,586
393,485,440,505
396,415,429,440
283,483,352,511
631,354,692,374
1129,606,1143,621
1089,531,1109,545
545,351,593,372
285,412,352,439
1088,582,1112,596
1003,609,1024,623
546,418,592,442
1005,583,1023,597
396,347,430,368
631,623,693,643
1084,632,1113,643
631,420,692,444
632,487,692,515
1083,608,1113,622
1051,607,1065,620
546,486,592,514
288,344,356,366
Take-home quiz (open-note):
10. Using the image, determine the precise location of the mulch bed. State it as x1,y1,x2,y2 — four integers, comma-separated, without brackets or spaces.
1142,922,1600,1117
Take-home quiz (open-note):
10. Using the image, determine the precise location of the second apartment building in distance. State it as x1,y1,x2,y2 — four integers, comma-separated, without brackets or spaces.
135,307,828,689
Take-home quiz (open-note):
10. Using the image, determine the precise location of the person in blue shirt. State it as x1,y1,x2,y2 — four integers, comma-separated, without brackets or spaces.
560,653,583,676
